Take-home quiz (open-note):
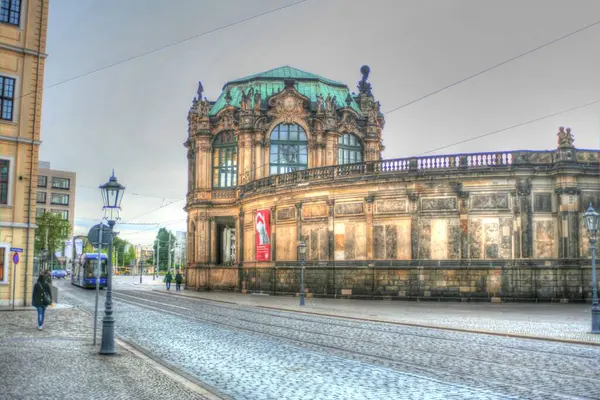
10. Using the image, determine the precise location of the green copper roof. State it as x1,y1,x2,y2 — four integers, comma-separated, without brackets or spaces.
210,66,361,116
226,66,347,88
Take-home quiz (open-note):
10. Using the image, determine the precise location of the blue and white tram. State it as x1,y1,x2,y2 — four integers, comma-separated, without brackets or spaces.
71,253,108,288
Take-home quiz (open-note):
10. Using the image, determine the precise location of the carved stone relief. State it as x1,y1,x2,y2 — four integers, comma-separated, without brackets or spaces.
277,207,296,221
335,202,364,215
535,220,556,258
421,197,457,211
375,199,407,214
471,194,509,210
303,203,328,219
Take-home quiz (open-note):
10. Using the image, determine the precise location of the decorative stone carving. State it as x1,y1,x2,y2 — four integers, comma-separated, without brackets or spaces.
277,207,295,221
253,91,261,112
357,65,372,96
269,89,308,124
364,196,375,213
316,94,324,114
345,93,353,107
325,94,337,116
327,200,335,217
421,197,457,211
335,202,364,215
375,199,406,214
557,126,574,148
225,89,232,104
339,112,357,133
471,193,509,210
516,178,531,196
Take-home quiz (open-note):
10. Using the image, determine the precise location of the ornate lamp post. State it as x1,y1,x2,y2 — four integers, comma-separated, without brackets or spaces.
298,241,306,306
583,204,600,334
99,171,125,354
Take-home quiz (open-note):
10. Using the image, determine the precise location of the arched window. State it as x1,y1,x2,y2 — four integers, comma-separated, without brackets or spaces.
338,133,362,165
269,124,308,175
212,131,237,188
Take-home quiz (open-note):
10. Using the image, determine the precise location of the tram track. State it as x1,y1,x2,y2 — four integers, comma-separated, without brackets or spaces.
119,290,600,367
111,291,599,400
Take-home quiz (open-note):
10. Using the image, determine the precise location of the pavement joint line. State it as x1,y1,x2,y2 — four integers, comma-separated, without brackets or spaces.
116,337,229,400
73,304,228,400
150,289,600,347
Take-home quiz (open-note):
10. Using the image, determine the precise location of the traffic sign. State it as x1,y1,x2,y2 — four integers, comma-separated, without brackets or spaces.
10,247,23,253
88,224,112,247
13,253,19,264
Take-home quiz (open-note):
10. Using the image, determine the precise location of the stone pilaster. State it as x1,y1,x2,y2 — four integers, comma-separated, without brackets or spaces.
209,218,216,265
365,196,375,260
327,200,335,261
270,206,277,262
295,202,303,248
408,192,420,259
237,209,244,265
517,178,532,258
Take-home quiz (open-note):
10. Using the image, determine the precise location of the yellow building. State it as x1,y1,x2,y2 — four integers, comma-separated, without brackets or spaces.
0,0,49,307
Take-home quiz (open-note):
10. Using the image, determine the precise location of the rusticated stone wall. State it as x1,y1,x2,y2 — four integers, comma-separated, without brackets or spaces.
190,264,596,302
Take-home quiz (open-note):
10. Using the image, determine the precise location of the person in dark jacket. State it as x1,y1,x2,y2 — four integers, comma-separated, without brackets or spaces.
165,271,173,290
175,270,183,291
32,273,52,330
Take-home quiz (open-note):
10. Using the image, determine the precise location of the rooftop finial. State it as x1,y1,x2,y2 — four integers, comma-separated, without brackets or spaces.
197,81,204,100
357,65,372,96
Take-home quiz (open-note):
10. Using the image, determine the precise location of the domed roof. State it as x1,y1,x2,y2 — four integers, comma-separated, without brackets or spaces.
209,66,362,116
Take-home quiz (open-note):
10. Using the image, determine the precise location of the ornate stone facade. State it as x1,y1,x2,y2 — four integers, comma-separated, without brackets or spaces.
184,66,600,302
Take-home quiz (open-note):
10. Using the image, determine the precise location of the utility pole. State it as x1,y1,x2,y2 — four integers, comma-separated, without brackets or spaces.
155,238,160,280
168,236,171,274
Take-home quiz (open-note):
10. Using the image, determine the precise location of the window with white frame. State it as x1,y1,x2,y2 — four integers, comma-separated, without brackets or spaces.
51,209,68,220
0,0,21,26
0,245,7,283
51,177,70,190
0,76,15,121
36,191,46,204
0,158,9,205
51,193,69,205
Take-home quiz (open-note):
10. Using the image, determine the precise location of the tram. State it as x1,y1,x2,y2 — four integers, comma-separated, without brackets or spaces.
71,253,108,288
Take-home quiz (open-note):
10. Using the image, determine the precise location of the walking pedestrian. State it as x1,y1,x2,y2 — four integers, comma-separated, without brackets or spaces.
32,273,53,330
175,270,183,291
165,271,173,290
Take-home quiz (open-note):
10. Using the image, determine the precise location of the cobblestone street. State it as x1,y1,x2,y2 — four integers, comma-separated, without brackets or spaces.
0,306,210,400
55,279,600,400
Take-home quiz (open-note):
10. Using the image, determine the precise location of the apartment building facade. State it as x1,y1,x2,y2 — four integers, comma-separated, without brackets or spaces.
0,0,49,306
36,161,76,233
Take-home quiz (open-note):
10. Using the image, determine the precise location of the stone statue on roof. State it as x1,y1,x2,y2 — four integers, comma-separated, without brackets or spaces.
196,81,204,100
316,94,324,114
199,97,210,116
557,126,575,148
357,65,372,96
253,91,261,111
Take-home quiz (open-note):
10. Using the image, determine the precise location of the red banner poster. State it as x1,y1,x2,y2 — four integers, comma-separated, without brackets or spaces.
255,209,271,261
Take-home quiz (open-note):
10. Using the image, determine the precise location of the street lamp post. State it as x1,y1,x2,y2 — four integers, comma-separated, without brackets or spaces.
99,171,125,355
583,204,600,334
298,241,306,306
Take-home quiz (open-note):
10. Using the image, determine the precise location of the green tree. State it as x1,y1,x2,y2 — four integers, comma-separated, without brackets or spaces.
153,228,175,272
125,245,136,267
35,212,71,256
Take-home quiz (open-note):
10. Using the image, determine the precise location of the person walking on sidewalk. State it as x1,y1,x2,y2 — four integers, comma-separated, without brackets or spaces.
165,271,173,290
32,273,52,330
175,270,183,291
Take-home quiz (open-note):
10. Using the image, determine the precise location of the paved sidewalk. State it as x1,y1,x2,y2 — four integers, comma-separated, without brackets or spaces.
0,306,215,400
155,289,600,345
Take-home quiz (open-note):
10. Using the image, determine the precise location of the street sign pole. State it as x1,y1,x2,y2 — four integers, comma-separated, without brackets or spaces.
11,252,20,310
93,227,103,346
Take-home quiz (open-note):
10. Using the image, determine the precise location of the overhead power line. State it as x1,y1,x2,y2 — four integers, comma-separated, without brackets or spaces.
417,99,600,155
16,0,308,103
384,18,600,116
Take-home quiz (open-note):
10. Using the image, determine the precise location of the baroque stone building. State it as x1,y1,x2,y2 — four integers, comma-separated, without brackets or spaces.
184,66,600,302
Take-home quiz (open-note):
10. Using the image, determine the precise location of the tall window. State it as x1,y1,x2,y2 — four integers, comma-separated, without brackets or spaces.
212,131,237,188
269,124,308,175
52,177,70,190
36,191,46,204
38,175,47,188
0,76,15,121
0,0,21,26
338,133,362,165
51,193,69,205
0,159,8,205
51,209,69,220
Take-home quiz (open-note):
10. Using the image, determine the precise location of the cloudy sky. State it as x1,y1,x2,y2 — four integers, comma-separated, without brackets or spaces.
40,0,600,245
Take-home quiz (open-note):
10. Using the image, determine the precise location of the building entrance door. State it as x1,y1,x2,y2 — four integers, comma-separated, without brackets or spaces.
216,222,235,266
